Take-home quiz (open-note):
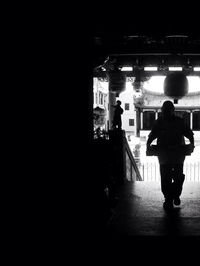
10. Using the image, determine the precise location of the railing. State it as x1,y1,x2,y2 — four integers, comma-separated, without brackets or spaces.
184,162,200,181
124,136,143,181
138,162,200,181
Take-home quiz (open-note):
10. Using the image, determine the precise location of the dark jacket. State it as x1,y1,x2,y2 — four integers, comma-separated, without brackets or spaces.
148,115,194,164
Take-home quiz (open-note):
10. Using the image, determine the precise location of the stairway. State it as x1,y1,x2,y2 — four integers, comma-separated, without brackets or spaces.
106,181,200,237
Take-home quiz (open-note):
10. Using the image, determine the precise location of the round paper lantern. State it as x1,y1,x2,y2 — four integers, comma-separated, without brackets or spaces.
164,72,189,99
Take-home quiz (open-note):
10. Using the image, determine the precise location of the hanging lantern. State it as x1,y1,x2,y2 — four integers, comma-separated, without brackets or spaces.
132,81,142,92
132,69,149,92
107,70,126,93
164,72,189,102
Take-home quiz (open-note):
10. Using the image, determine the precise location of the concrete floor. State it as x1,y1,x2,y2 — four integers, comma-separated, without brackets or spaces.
106,181,200,238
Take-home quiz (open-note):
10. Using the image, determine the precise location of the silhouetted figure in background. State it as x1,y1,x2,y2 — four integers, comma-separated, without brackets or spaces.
112,100,124,130
146,101,194,210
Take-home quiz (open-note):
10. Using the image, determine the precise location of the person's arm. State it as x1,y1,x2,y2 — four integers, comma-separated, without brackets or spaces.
147,132,157,148
188,133,195,153
188,132,194,151
188,134,194,145
182,120,195,151
146,120,159,148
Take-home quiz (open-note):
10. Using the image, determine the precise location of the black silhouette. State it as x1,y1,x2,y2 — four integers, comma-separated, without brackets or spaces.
146,101,195,210
112,100,124,130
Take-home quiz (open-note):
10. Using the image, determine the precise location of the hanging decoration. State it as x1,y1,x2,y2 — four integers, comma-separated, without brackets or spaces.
164,72,189,103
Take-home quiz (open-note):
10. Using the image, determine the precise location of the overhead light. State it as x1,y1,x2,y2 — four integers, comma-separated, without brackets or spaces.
193,67,200,71
168,67,182,71
144,67,158,71
121,67,133,71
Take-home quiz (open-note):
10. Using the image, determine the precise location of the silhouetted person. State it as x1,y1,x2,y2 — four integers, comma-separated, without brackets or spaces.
146,100,195,210
112,100,124,130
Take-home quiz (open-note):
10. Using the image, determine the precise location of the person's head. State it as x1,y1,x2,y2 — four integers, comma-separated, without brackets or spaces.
161,100,175,118
116,100,121,105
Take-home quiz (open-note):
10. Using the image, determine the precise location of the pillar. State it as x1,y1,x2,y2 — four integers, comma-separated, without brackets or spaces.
108,90,116,129
155,110,158,120
140,111,143,130
135,108,141,137
107,70,126,130
190,111,193,129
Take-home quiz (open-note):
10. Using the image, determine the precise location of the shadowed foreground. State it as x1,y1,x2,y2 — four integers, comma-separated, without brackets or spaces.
106,181,200,238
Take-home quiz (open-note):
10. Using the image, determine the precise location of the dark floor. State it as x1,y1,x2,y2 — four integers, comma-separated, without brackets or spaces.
87,181,200,264
106,181,200,239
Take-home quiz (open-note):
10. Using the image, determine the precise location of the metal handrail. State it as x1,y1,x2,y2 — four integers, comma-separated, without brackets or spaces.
124,136,143,181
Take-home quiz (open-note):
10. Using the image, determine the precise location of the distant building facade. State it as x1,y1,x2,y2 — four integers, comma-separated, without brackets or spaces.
135,88,200,142
93,78,109,130
93,78,200,140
